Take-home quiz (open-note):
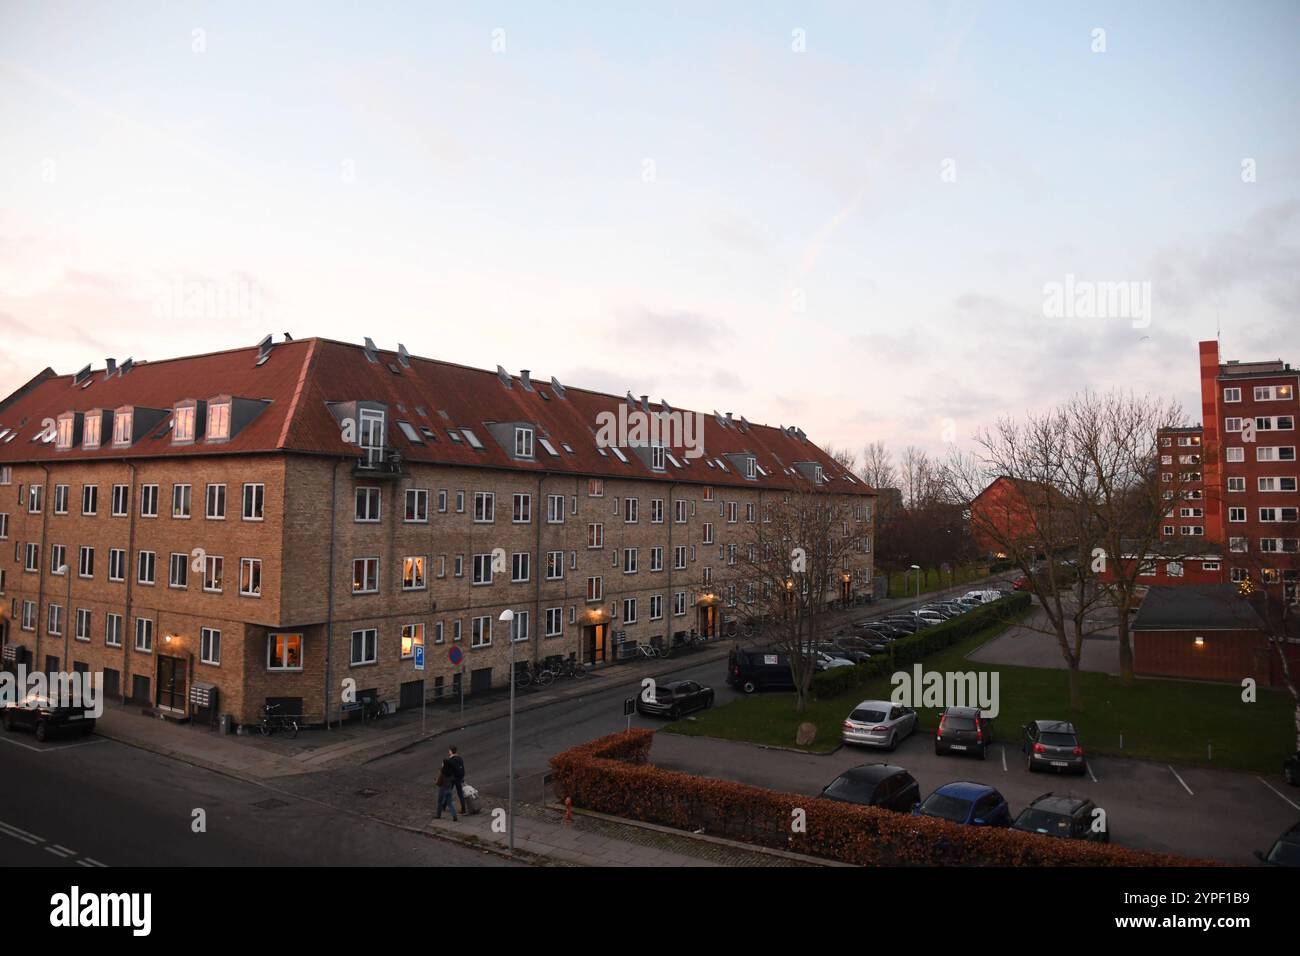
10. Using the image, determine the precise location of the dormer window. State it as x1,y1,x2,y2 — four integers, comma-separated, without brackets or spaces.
651,444,666,471
207,402,231,441
815,465,824,483
83,412,101,450
55,414,76,451
514,426,535,459
745,456,756,480
174,405,196,443
112,409,134,446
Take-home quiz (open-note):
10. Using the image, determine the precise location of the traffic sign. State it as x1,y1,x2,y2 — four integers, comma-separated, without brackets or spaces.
623,698,635,717
414,644,425,670
449,645,464,666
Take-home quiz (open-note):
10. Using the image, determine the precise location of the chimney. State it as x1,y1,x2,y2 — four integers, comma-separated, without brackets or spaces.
105,358,116,379
640,394,649,413
520,369,533,390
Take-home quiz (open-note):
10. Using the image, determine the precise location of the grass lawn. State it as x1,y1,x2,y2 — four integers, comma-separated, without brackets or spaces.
885,564,989,599
666,613,1297,773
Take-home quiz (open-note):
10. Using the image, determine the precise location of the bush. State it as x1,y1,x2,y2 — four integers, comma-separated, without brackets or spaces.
813,593,1031,700
550,729,1210,867
989,559,1016,573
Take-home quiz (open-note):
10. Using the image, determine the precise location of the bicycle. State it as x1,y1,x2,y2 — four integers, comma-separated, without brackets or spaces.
555,658,588,680
635,643,659,660
259,703,299,738
362,696,389,721
515,661,556,688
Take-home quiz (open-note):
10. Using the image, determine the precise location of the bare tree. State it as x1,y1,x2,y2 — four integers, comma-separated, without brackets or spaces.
901,446,939,510
730,486,861,714
860,440,898,491
824,445,858,474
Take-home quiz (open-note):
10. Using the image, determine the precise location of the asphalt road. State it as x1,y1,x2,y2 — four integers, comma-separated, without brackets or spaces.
0,730,514,867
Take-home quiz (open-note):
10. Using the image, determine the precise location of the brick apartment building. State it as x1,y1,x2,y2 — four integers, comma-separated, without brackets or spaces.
0,336,875,727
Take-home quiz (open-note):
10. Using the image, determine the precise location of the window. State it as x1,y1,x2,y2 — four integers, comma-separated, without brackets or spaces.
27,484,42,514
624,497,638,523
1260,477,1298,492
703,486,714,501
1230,537,1248,553
402,555,426,590
0,513,7,539
588,523,604,548
140,484,159,518
547,495,565,524
1228,476,1246,492
200,627,221,665
75,608,91,642
1201,561,1220,572
0,467,8,485
545,607,563,637
53,484,68,514
174,404,196,442
727,501,739,523
515,426,534,458
474,492,495,523
353,558,379,593
703,522,714,544
50,544,66,575
1223,387,1241,403
135,617,154,653
106,613,123,647
437,489,448,513
206,483,226,519
512,493,531,523
1226,447,1244,462
112,484,129,516
240,558,262,596
24,543,39,573
137,550,156,585
82,484,98,515
203,554,224,592
675,499,688,523
650,547,663,572
1225,417,1242,433
433,622,445,645
1167,561,1184,577
455,491,465,513
454,555,464,577
469,553,493,586
622,598,637,624
623,548,638,574
461,428,484,450
21,600,35,630
350,628,378,665
405,488,429,523
242,483,265,520
546,551,564,580
172,483,192,518
745,503,756,523
674,545,686,570
471,616,492,648
109,548,125,582
1229,507,1246,522
268,633,303,670
1255,385,1294,401
169,552,188,588
588,478,604,497
207,402,231,440
47,603,63,636
401,623,424,659
650,594,663,620
587,576,603,602
674,592,686,616
355,487,381,522
82,414,101,449
112,409,133,446
511,552,530,583
510,611,529,643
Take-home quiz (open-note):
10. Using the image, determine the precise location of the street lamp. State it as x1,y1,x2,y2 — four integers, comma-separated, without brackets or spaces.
498,607,516,854
910,564,921,601
58,564,71,665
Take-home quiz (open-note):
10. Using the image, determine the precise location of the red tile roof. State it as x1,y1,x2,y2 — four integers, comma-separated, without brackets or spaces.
0,338,873,496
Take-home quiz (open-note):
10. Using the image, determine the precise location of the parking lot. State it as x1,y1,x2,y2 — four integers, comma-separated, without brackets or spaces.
651,722,1299,864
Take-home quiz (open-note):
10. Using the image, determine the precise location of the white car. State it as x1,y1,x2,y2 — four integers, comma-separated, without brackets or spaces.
962,589,1003,605
813,651,854,671
841,699,919,750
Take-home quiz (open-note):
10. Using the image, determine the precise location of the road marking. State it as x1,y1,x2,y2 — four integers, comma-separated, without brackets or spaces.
1001,746,1007,772
52,843,76,855
0,822,41,845
1087,762,1098,783
82,857,108,867
0,734,45,753
1256,776,1300,811
1168,765,1194,796
44,845,73,858
76,859,94,867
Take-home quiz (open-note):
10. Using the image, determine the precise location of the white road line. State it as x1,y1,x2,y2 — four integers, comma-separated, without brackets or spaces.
0,818,44,842
1257,776,1300,811
51,844,76,855
0,734,45,752
1087,762,1098,783
1001,746,1007,772
76,859,94,868
44,846,72,858
83,858,108,867
1168,765,1194,796
0,824,40,846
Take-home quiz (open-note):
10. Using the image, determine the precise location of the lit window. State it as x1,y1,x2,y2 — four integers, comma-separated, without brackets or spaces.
174,405,196,442
207,402,231,441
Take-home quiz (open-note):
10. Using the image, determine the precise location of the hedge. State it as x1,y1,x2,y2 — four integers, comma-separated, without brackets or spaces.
549,729,1211,867
812,592,1031,700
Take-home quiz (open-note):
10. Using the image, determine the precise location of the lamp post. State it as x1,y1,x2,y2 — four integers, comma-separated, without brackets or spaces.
910,564,921,601
58,564,71,666
499,608,516,853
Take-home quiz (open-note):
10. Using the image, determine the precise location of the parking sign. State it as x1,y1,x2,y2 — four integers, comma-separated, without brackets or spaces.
414,644,425,670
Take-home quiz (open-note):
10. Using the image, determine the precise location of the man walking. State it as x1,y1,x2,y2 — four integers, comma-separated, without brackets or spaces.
447,745,467,814
435,751,459,821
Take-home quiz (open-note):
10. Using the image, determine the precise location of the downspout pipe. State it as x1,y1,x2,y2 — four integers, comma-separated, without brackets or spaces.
324,459,342,729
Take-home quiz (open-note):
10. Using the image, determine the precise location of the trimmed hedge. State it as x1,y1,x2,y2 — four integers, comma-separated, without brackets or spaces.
550,729,1211,867
812,593,1031,700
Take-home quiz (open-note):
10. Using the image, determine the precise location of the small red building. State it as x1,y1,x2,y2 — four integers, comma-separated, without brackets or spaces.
969,475,1060,559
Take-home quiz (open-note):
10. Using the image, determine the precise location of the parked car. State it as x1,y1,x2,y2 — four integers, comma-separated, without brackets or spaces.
1256,821,1300,867
635,679,715,719
962,589,1003,605
935,706,993,759
842,699,918,750
1011,576,1032,591
912,782,1012,826
1013,792,1107,842
920,606,958,621
814,651,854,671
1285,750,1299,787
878,617,920,634
845,633,892,653
1,691,96,741
820,763,921,812
829,638,877,662
864,622,909,639
727,647,795,694
1023,719,1087,774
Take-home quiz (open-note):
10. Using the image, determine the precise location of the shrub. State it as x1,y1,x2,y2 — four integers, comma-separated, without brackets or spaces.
550,729,1210,867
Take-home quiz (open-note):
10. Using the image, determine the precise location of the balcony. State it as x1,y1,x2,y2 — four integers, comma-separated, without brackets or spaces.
353,447,404,479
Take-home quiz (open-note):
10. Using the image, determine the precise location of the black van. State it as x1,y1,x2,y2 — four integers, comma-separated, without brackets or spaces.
727,647,795,694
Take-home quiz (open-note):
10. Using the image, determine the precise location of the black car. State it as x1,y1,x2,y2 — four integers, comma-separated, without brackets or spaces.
865,623,909,639
727,647,795,694
879,618,920,634
1285,751,1299,787
825,640,873,663
1256,821,1300,867
935,706,993,759
1023,719,1087,774
1013,792,1108,842
2,692,96,741
636,679,715,719
843,633,891,654
819,764,921,813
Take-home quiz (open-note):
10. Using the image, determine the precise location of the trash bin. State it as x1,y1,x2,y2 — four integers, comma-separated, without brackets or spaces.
220,713,234,735
461,783,483,814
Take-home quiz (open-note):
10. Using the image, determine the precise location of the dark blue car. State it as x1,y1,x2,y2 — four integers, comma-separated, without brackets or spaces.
912,781,1012,827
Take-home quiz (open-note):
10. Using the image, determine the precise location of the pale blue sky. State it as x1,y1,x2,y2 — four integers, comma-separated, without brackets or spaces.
2,1,1297,460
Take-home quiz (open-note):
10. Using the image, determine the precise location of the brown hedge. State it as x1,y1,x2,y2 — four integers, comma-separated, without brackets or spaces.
549,729,1214,867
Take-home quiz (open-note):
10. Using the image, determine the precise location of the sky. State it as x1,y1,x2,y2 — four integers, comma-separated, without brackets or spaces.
1,0,1298,464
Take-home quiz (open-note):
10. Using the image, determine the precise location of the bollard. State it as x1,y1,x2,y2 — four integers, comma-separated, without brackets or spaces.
564,796,573,826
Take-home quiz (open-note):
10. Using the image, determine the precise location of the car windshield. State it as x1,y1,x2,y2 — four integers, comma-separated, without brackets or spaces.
1015,809,1072,835
918,793,972,822
944,716,976,731
823,776,872,802
1041,732,1077,746
850,708,887,723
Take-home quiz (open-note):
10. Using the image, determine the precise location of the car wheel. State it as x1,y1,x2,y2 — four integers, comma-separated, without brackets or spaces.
34,721,49,743
741,680,757,694
935,745,943,756
1,711,13,732
1285,765,1299,787
886,733,897,752
979,745,987,760
705,694,714,709
1027,753,1035,772
668,707,680,721
83,720,96,736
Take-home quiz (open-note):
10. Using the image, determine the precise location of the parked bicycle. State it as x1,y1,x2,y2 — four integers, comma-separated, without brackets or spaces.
514,661,556,688
635,643,660,660
552,658,589,680
259,703,299,738
361,696,389,721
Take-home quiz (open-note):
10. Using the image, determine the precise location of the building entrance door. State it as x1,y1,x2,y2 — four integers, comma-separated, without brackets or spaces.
156,655,188,711
584,624,607,663
697,606,716,639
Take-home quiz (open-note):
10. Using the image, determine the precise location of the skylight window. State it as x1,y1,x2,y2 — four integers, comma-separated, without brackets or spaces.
397,421,423,443
462,428,484,450
596,446,608,457
705,459,715,469
666,452,682,468
420,426,437,440
716,459,729,472
539,437,560,457
610,447,629,463
562,442,574,454
448,429,463,443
